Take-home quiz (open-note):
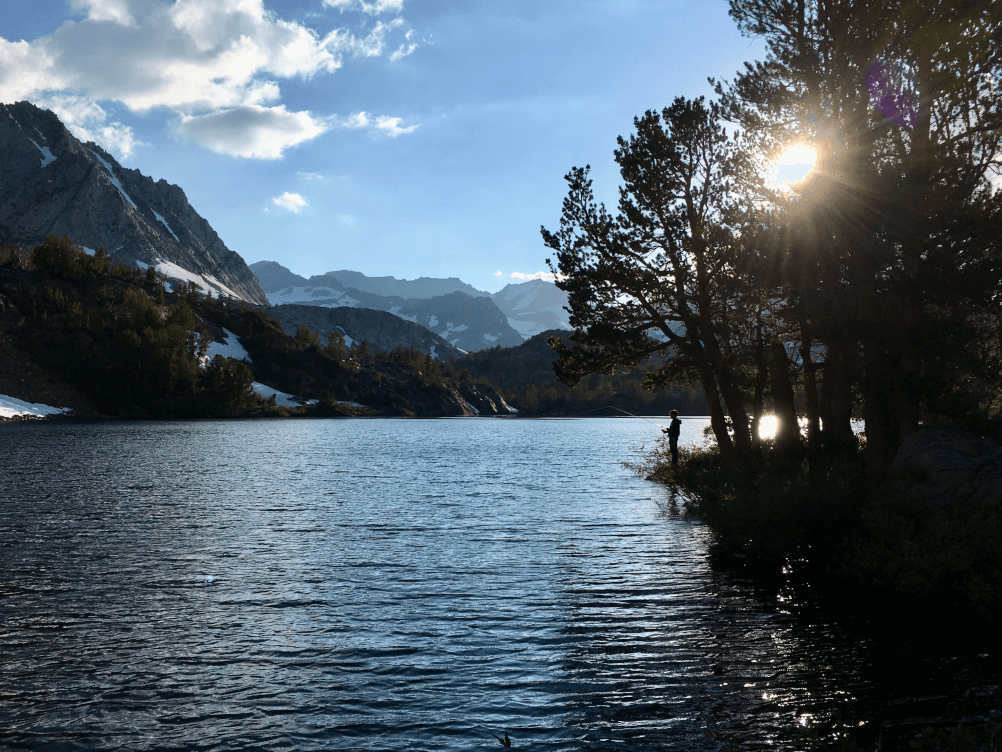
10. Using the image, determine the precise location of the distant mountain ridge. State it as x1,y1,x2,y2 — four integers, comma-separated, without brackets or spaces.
318,270,489,300
0,101,268,305
250,261,571,347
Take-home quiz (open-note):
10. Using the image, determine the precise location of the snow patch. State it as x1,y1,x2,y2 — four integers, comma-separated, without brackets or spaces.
89,150,137,209
429,345,439,361
427,315,439,328
205,328,252,363
506,318,545,338
153,211,180,242
266,286,360,308
155,261,242,300
83,247,97,257
0,393,70,419
251,382,300,407
28,138,56,168
483,333,498,343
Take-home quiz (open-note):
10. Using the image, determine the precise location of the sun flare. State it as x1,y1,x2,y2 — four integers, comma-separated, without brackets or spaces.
768,144,817,190
758,415,778,440
777,143,817,166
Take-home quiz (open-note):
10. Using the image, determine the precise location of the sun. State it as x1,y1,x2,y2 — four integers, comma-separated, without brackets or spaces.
768,143,817,189
776,143,817,166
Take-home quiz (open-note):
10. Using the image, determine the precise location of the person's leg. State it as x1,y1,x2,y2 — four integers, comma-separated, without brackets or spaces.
670,438,678,465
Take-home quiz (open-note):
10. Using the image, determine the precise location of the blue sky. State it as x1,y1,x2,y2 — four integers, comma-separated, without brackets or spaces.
1,0,764,291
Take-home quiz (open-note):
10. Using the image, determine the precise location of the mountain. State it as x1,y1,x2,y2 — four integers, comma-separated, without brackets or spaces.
0,239,514,418
316,270,489,299
249,260,309,292
253,261,522,351
265,304,465,359
0,101,268,305
490,279,571,339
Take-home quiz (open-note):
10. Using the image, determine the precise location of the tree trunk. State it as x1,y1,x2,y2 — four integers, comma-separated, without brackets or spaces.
859,336,901,476
798,313,821,449
697,361,738,467
768,340,801,458
820,339,854,439
751,335,768,451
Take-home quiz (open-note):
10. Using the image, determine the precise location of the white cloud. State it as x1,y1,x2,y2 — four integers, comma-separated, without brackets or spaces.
178,104,328,159
0,38,59,102
296,171,325,180
272,192,308,212
0,0,413,159
493,269,503,277
324,0,406,15
71,0,136,26
343,110,418,137
36,95,140,158
511,271,558,282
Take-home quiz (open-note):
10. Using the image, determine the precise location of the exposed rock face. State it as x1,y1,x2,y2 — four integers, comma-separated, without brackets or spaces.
266,304,465,359
250,260,308,291
0,101,268,305
491,279,571,339
892,428,1002,508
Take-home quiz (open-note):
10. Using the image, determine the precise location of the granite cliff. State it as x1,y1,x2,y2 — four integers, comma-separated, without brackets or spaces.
0,101,268,305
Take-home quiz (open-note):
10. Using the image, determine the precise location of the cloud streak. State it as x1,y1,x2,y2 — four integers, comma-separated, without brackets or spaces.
342,111,418,137
511,271,558,282
324,0,406,15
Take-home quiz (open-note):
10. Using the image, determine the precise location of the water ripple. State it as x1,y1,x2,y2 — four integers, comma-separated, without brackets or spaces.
2,418,1000,751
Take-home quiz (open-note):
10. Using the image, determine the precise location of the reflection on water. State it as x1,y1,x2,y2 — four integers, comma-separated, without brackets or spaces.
0,418,998,751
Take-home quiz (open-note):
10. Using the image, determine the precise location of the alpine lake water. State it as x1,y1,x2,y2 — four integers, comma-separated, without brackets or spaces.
1,417,1000,751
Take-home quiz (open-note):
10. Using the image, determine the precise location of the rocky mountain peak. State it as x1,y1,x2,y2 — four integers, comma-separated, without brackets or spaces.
0,101,268,305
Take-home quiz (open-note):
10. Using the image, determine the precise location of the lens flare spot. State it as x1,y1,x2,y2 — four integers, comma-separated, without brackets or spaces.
759,415,778,439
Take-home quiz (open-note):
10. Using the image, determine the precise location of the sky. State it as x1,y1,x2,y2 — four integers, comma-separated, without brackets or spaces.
0,0,767,292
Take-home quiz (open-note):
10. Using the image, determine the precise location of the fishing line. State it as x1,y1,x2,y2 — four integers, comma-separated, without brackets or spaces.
564,405,667,429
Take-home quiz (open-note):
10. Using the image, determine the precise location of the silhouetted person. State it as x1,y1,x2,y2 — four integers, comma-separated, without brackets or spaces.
663,410,681,465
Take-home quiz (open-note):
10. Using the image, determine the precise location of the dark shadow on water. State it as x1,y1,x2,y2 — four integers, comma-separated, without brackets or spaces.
694,545,1002,750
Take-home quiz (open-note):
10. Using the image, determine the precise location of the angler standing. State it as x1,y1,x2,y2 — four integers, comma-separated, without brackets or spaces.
662,410,682,466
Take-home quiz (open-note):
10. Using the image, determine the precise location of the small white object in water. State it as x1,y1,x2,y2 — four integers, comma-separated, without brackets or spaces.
205,575,215,583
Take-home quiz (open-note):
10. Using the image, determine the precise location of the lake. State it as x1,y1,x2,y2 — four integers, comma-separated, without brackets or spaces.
1,418,999,751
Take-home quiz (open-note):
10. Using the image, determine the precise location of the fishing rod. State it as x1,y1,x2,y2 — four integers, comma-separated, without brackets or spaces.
564,405,667,428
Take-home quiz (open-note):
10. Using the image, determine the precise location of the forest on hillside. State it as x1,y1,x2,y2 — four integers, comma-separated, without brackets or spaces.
0,237,510,419
452,331,705,416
